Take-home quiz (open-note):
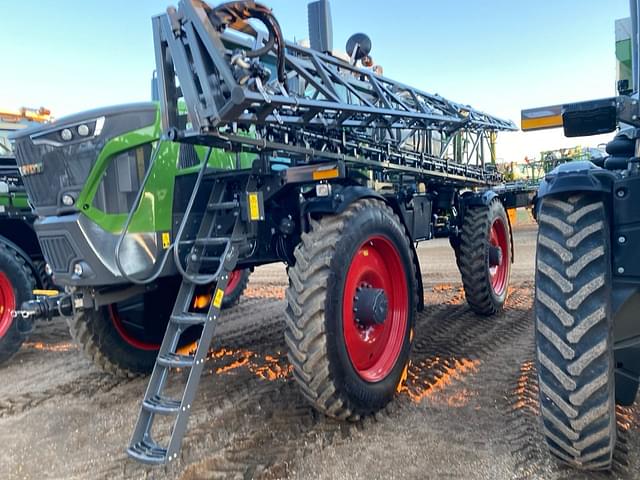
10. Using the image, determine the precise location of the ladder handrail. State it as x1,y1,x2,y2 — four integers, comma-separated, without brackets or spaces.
171,147,232,285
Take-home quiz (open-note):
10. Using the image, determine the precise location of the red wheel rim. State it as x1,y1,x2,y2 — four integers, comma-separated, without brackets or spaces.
342,236,409,382
109,304,159,351
225,269,242,295
0,272,15,338
489,218,509,296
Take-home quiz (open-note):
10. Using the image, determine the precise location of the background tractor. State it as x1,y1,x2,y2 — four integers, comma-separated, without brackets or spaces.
522,0,640,470
0,107,55,364
13,0,535,464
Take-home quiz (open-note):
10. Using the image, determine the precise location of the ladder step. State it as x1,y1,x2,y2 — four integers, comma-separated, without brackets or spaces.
143,394,181,415
127,440,167,465
171,312,206,325
179,237,229,247
184,274,220,284
200,256,223,262
207,201,238,211
195,238,229,246
157,352,195,368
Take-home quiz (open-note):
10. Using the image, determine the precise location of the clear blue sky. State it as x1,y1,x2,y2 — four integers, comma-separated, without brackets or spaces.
0,0,630,160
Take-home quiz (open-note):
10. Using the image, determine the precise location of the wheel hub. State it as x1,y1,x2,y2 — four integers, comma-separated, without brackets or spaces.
488,245,503,267
342,235,409,382
353,286,388,326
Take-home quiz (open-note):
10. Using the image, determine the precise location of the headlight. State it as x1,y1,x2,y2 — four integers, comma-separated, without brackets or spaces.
73,262,84,277
62,193,75,206
77,124,90,136
60,128,73,141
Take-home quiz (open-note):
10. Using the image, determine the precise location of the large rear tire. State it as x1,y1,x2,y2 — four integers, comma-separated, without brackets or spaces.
459,198,511,315
535,193,615,470
0,244,35,365
285,199,416,420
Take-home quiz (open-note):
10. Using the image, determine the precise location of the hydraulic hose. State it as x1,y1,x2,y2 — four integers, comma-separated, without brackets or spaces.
212,1,286,83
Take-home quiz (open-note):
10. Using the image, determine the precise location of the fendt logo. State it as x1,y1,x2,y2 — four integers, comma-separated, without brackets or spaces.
18,162,43,176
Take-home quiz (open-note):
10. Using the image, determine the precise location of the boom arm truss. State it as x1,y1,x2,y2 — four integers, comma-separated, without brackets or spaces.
153,0,516,186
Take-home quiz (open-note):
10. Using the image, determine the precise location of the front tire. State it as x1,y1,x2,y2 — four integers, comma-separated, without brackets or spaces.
459,198,512,315
68,277,193,377
0,244,36,364
285,199,416,420
535,193,615,470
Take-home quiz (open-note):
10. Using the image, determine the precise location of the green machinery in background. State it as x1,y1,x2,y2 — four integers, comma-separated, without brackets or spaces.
0,107,54,364
500,145,607,183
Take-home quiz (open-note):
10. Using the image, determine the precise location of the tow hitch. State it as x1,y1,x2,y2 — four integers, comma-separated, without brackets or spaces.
11,290,76,334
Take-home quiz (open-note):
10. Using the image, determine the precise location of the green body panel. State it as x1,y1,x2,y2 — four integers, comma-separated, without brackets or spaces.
0,191,29,211
617,38,632,66
76,106,253,235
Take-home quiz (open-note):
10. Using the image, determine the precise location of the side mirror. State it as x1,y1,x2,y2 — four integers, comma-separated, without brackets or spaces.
346,33,372,61
618,79,633,96
562,98,618,138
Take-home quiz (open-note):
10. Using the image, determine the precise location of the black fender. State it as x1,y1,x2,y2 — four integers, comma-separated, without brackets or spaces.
0,234,41,288
535,161,615,214
460,189,498,208
303,185,385,216
303,185,424,312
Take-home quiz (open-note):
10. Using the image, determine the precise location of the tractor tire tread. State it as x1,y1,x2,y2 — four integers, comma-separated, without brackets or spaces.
535,193,615,470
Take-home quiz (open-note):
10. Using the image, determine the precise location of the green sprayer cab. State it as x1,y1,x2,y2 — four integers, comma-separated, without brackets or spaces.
10,103,251,374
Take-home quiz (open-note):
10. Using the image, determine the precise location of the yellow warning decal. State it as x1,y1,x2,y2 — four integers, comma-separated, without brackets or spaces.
248,192,260,221
162,232,171,249
213,288,224,309
33,289,59,297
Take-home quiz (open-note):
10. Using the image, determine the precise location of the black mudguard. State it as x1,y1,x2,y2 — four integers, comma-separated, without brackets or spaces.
535,161,615,213
302,185,385,216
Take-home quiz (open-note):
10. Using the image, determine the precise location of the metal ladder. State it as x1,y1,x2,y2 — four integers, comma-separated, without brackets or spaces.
127,173,255,464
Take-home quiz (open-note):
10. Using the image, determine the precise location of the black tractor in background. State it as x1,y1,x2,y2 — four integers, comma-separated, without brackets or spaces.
523,64,640,471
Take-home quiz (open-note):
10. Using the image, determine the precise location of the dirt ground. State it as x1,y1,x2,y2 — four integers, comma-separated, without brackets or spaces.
1,221,639,480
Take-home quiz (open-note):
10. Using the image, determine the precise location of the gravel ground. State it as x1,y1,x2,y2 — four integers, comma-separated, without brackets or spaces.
1,221,638,480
